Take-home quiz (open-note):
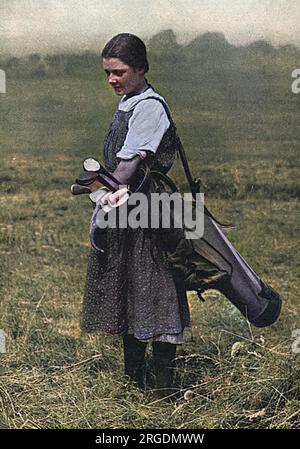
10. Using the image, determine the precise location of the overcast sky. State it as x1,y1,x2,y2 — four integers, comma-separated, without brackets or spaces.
1,0,299,55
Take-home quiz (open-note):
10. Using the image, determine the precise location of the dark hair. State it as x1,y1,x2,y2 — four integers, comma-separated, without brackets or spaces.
101,33,149,74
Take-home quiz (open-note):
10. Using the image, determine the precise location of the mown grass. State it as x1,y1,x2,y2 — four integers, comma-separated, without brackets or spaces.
0,72,299,429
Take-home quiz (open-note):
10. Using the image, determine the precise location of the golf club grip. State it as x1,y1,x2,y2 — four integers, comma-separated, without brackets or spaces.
71,184,90,195
97,174,118,192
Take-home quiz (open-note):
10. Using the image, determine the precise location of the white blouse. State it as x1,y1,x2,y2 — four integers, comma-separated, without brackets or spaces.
116,86,171,160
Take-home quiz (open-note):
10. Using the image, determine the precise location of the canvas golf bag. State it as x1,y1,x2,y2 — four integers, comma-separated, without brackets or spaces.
161,143,282,328
148,97,282,328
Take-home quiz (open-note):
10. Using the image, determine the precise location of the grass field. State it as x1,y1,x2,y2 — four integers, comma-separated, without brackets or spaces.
0,66,299,429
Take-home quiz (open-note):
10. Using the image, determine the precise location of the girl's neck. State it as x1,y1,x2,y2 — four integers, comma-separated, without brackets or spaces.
125,81,150,99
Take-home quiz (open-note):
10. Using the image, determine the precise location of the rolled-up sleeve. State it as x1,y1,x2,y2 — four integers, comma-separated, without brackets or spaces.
116,99,170,160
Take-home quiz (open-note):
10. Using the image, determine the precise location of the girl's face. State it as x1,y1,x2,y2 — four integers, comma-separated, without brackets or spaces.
102,57,145,96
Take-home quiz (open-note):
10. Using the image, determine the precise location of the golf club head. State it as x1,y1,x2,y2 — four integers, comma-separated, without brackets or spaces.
71,184,91,195
83,157,101,172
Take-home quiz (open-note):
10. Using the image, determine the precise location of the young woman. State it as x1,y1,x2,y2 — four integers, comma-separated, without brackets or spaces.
81,33,191,394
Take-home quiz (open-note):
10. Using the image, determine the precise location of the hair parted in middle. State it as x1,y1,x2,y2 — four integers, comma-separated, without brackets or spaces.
101,33,149,74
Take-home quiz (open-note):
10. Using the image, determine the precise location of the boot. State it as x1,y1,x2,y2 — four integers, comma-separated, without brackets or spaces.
122,334,147,391
152,341,177,398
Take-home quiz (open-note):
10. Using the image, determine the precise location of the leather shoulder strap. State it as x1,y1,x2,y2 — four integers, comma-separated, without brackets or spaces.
137,97,233,228
137,96,201,198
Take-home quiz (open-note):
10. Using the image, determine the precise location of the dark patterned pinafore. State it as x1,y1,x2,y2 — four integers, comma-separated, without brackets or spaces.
81,96,191,341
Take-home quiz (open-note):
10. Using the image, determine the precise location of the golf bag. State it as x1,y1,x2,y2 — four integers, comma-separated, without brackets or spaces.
148,96,282,328
165,189,282,327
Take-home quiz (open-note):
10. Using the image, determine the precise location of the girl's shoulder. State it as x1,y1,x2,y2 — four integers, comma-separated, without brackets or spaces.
118,86,169,114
